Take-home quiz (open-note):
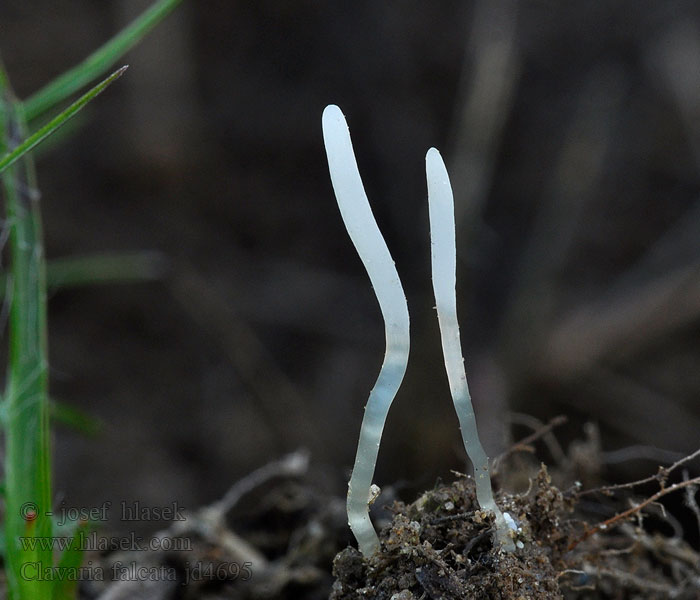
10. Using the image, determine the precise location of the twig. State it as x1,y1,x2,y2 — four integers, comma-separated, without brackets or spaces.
493,415,567,473
602,445,684,465
568,474,700,551
596,568,682,595
499,66,625,386
569,369,700,453
448,0,520,240
556,569,595,591
170,266,314,451
544,262,700,379
159,453,310,574
683,470,700,539
579,447,700,497
541,193,700,382
211,450,310,516
507,415,567,456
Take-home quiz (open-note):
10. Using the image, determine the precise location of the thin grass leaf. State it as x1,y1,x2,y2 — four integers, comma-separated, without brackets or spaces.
0,394,103,436
51,521,90,600
0,66,128,175
51,400,103,437
47,250,167,289
30,110,87,159
23,0,183,121
0,250,167,298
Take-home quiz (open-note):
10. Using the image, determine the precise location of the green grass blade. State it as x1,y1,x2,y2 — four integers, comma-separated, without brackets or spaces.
30,110,87,160
47,250,167,289
51,400,103,437
0,524,5,559
23,0,183,121
51,521,90,600
0,61,53,600
0,251,167,298
0,66,127,175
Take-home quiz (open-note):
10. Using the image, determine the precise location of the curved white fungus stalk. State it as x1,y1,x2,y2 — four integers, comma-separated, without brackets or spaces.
322,104,410,557
426,147,515,552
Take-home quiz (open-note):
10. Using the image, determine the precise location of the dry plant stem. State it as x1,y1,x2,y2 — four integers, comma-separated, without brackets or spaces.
494,415,568,471
602,445,685,465
545,262,700,380
322,105,410,557
211,450,310,515
576,368,700,451
653,23,700,170
448,0,519,239
683,472,700,538
159,456,311,576
569,473,700,551
500,67,624,389
579,446,700,497
545,195,700,381
599,572,678,595
170,266,313,451
445,2,519,446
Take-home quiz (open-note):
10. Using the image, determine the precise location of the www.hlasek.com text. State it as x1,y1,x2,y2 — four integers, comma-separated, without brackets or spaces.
19,531,191,553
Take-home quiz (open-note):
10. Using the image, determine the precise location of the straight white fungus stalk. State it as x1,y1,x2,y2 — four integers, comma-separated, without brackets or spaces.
426,147,514,552
322,104,410,557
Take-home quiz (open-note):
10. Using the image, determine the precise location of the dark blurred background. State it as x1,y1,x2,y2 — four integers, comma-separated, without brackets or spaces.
0,1,698,533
